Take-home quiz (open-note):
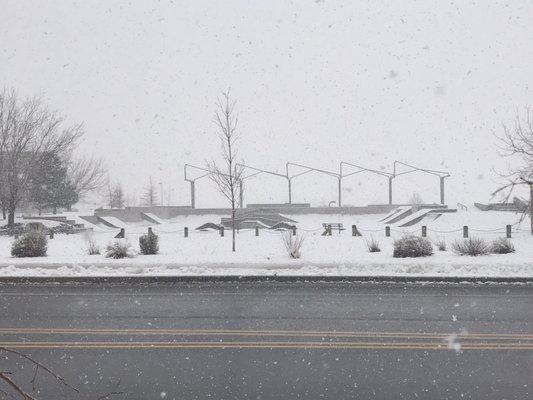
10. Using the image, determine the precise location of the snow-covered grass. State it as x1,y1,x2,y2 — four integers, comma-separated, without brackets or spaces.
0,210,531,278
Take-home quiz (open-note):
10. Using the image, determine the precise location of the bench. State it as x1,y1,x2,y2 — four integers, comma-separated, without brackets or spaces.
322,223,345,236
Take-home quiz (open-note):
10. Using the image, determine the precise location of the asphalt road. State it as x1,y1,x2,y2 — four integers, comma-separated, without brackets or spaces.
0,280,532,399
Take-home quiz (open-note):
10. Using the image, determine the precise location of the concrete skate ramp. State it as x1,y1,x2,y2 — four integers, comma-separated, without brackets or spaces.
196,223,222,231
380,207,410,223
269,222,297,230
96,215,126,228
382,207,414,224
398,208,456,227
141,212,163,224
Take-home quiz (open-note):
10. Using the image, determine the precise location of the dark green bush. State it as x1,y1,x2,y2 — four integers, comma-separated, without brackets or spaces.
139,232,159,255
393,235,433,258
11,231,48,257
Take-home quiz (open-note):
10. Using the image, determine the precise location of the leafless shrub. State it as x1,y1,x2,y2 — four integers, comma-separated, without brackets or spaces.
86,237,101,255
490,237,515,254
366,237,381,252
433,236,447,251
282,231,305,259
451,237,490,256
105,239,135,259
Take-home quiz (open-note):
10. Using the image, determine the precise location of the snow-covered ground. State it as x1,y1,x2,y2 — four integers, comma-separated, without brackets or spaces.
0,210,531,278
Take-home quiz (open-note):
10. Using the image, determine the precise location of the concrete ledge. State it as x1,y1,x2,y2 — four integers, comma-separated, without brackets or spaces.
1,275,532,285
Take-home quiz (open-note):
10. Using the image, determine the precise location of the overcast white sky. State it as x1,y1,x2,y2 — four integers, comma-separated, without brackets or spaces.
2,0,532,208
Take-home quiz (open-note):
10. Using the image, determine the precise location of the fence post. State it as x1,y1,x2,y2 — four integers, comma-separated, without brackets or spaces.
506,225,511,238
292,226,297,236
421,226,427,237
220,226,225,237
463,226,468,238
184,227,188,238
385,226,390,237
255,226,259,236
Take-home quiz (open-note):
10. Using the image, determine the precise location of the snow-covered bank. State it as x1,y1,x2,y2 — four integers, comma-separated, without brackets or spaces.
0,210,531,278
0,258,532,278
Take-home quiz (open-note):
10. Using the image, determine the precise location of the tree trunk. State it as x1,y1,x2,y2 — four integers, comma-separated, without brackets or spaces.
231,209,236,252
7,209,15,227
530,183,533,236
7,197,16,227
1,206,5,220
53,206,57,215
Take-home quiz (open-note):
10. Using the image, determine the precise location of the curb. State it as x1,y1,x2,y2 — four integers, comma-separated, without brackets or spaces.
0,275,532,285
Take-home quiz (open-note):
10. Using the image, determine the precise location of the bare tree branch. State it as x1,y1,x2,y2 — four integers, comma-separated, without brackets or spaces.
494,108,533,234
0,372,36,400
0,347,79,394
68,156,107,197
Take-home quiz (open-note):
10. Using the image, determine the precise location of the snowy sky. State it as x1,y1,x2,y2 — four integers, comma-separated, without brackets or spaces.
2,0,532,208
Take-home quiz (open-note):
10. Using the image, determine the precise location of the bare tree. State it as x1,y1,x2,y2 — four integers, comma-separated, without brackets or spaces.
67,156,107,207
141,177,158,207
494,108,533,234
408,192,424,205
0,89,82,226
107,182,125,209
207,91,245,252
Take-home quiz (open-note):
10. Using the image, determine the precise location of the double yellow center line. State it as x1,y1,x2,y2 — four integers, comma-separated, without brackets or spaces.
1,328,532,350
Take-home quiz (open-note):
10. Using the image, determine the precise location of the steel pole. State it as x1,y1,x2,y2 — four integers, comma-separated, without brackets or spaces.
440,177,445,205
388,177,393,205
190,181,195,209
338,178,342,207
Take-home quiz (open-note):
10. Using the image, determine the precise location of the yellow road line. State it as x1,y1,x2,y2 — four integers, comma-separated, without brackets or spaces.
1,341,533,348
1,328,532,340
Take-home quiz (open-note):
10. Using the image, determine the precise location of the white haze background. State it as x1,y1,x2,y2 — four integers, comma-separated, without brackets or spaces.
2,0,532,208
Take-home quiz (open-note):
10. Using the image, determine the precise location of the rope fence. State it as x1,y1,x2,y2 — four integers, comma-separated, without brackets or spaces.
97,222,531,242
